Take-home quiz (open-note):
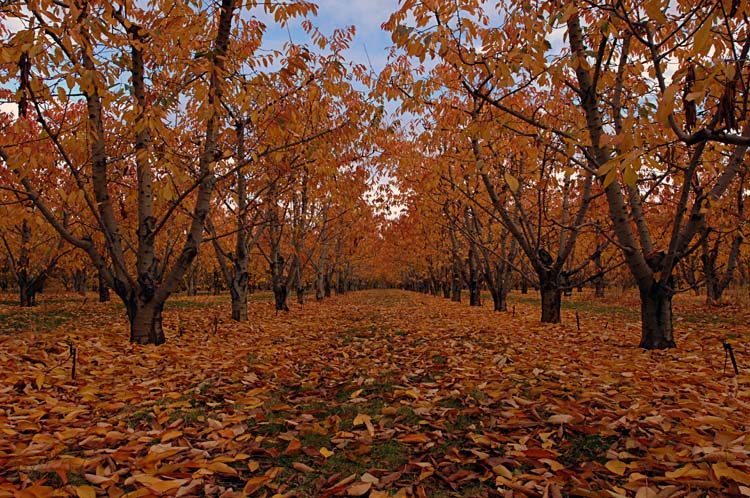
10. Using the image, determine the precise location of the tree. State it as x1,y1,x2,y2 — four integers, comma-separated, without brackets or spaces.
0,0,318,343
382,0,750,347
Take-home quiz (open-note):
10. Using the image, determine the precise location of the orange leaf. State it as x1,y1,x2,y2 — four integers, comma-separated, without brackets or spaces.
74,486,96,498
398,433,429,444
605,460,628,476
347,482,372,496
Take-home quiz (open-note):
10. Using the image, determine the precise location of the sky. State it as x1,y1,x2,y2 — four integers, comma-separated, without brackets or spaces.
256,0,401,73
0,1,403,115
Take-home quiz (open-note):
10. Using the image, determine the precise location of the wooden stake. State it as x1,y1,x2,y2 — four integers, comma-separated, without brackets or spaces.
724,342,739,375
575,311,580,331
69,342,77,380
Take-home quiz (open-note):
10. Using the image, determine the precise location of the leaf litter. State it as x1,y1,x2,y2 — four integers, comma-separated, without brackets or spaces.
0,290,748,497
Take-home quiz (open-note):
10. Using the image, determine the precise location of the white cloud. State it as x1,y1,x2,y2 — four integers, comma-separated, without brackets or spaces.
0,103,18,119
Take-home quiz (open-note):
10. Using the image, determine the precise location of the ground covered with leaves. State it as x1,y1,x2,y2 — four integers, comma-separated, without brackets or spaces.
1,289,749,497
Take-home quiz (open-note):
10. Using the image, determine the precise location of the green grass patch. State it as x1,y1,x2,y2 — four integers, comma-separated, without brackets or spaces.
560,434,618,466
370,440,409,468
0,309,74,334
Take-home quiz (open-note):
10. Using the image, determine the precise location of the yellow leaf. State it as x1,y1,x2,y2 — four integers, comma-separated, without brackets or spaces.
623,165,638,187
713,462,750,485
665,464,707,479
492,464,513,479
693,18,713,54
656,83,678,125
347,482,372,496
605,460,628,476
504,172,519,193
207,462,237,475
319,447,334,458
540,459,565,471
145,479,184,494
242,476,271,495
292,462,315,473
75,486,96,498
35,374,44,389
398,433,430,444
353,413,370,426
644,1,666,24
635,487,658,498
160,430,182,443
547,414,573,424
353,413,375,436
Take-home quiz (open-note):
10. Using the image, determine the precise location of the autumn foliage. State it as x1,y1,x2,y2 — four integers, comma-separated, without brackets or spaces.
2,1,750,496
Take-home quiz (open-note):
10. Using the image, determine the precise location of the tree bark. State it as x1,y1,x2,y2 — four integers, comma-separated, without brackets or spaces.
230,281,248,321
98,269,110,302
639,284,675,349
540,277,562,323
74,268,87,295
127,298,166,345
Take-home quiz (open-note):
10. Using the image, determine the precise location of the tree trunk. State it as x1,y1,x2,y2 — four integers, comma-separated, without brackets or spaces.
315,267,325,301
98,269,110,302
187,269,198,296
230,272,248,321
271,251,289,311
468,278,481,306
467,246,482,307
639,284,675,349
324,271,332,298
488,284,508,312
594,275,605,298
19,283,37,307
127,299,166,345
520,277,528,294
231,284,247,321
74,268,87,295
212,269,221,295
540,278,561,323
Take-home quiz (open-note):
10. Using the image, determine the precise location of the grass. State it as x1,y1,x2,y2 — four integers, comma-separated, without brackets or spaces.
0,309,74,334
560,433,618,466
370,440,409,468
506,293,638,318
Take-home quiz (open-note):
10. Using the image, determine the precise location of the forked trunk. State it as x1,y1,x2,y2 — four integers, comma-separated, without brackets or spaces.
639,284,675,349
489,285,507,312
128,299,166,345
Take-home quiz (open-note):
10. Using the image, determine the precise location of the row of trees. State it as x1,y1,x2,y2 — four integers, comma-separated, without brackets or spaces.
374,0,750,349
0,0,388,343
